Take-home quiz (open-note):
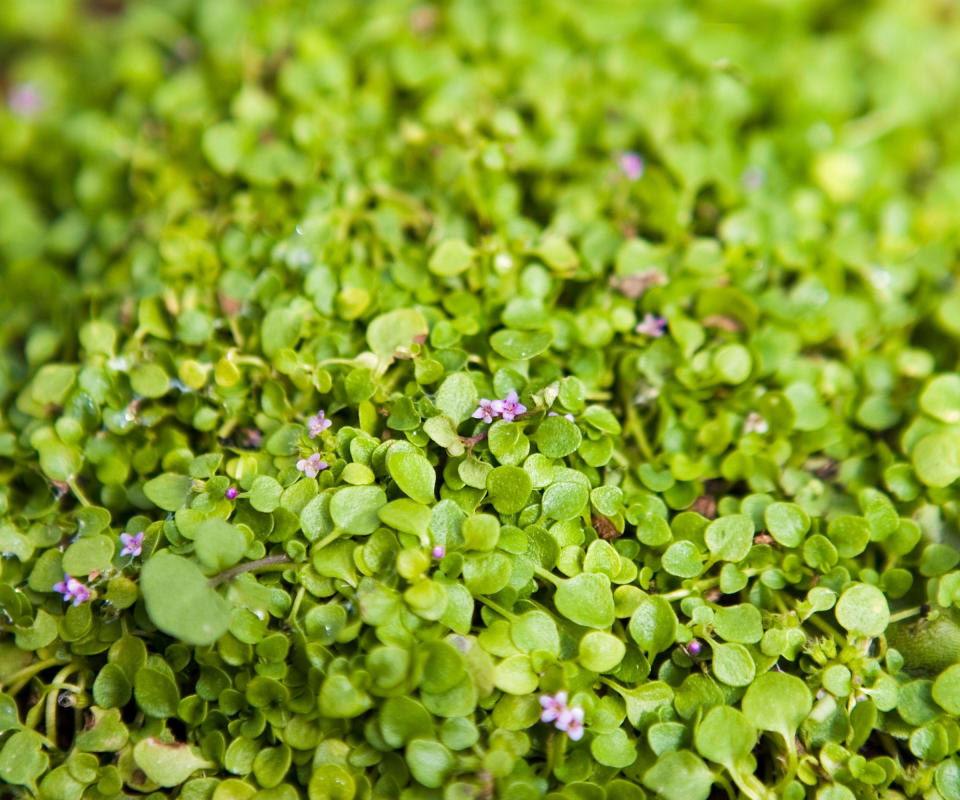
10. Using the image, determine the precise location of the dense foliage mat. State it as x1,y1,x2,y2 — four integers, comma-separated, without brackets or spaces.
5,1,960,798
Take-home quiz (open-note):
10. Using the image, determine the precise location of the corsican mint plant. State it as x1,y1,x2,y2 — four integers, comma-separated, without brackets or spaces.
4,1,960,799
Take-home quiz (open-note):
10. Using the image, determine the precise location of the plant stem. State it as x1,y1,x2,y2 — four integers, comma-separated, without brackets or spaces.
45,665,80,742
208,554,292,587
67,476,92,507
286,585,306,631
533,565,560,586
477,595,518,621
0,657,69,692
888,606,923,624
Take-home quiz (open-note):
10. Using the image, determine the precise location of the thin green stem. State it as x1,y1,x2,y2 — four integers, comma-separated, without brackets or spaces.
67,476,92,507
45,665,79,741
0,657,69,692
888,606,923,624
599,676,627,697
478,596,518,621
314,528,344,552
533,565,560,586
806,611,844,641
208,554,292,587
287,585,306,631
625,403,654,461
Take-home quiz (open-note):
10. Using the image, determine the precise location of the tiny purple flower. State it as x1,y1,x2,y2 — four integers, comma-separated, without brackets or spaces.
296,452,329,479
8,83,44,118
539,691,568,724
548,411,575,422
53,574,91,607
557,705,585,740
493,391,526,422
618,151,644,181
432,545,446,559
307,410,332,438
225,486,238,500
635,313,667,338
119,532,144,558
744,412,768,435
472,398,498,424
687,639,702,656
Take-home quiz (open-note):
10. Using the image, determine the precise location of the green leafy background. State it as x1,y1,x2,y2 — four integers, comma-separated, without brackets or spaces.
4,1,960,799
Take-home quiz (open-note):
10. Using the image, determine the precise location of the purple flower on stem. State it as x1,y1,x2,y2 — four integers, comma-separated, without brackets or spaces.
493,391,526,422
539,691,568,724
687,639,702,656
307,410,332,438
120,532,144,558
53,574,90,607
432,545,446,560
557,705,585,741
225,486,238,500
472,398,498,424
296,452,329,479
548,411,576,422
635,313,667,338
618,151,644,181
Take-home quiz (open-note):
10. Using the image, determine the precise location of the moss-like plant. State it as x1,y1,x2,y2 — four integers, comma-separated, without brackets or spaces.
4,1,960,799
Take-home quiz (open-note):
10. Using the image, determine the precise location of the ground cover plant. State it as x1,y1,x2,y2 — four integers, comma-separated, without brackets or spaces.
5,0,960,798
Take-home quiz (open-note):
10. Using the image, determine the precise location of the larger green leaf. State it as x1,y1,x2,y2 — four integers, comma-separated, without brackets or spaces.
140,552,230,645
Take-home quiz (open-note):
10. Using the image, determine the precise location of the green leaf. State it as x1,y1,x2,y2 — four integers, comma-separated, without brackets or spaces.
921,375,960,423
435,373,479,424
144,473,193,511
541,479,589,521
74,707,128,752
249,475,283,512
695,706,757,768
140,552,230,645
133,737,214,787
534,415,582,458
494,654,539,694
387,452,436,505
134,667,180,718
330,485,387,534
642,750,713,800
933,665,960,715
486,466,532,514
578,631,626,672
428,239,475,276
714,604,763,644
405,739,454,788
367,308,429,359
764,502,809,548
555,573,615,629
712,643,755,687
912,431,960,487
380,697,434,747
378,499,431,538
629,596,677,658
202,121,252,175
489,329,553,360
835,582,889,638
0,730,48,789
62,534,114,575
194,519,247,572
308,765,355,800
742,671,812,740
704,514,754,562
590,729,637,768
